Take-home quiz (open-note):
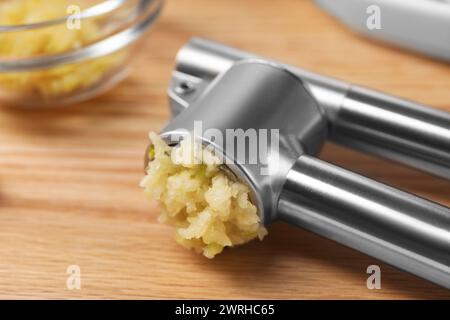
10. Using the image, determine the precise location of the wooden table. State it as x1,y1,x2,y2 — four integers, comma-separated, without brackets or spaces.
1,0,449,299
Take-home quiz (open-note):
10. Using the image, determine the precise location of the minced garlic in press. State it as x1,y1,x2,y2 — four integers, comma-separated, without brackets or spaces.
140,132,268,258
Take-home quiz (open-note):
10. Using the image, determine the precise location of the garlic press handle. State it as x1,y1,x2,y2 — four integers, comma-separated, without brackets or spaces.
169,38,450,179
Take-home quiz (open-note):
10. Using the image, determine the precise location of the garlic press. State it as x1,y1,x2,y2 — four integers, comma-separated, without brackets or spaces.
157,38,450,289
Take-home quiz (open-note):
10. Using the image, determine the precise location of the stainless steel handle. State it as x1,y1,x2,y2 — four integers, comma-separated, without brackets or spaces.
330,86,450,179
173,38,450,179
278,155,450,288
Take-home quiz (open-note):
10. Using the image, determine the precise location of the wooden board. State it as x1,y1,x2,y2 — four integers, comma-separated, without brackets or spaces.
0,0,449,299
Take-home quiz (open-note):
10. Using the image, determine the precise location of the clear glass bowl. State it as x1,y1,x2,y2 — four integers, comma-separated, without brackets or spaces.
0,0,163,108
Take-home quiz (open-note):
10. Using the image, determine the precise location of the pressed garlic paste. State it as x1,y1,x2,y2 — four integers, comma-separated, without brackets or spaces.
140,132,268,258
0,0,125,100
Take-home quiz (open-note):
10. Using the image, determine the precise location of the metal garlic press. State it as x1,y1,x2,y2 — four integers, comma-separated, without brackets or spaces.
155,38,450,289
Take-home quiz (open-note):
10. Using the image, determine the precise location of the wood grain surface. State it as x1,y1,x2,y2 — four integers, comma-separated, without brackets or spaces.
1,0,449,299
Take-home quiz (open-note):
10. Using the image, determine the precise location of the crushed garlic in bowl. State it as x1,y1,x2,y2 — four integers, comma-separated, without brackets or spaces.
140,132,268,258
0,51,127,103
0,0,163,107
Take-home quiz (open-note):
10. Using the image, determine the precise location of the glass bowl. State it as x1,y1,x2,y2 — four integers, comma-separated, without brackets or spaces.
0,0,163,108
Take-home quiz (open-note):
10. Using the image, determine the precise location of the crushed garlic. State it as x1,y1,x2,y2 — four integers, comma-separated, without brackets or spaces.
0,0,125,100
140,132,268,258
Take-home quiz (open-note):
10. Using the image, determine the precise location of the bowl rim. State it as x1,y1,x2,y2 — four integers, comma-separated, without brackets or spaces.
0,0,131,32
0,0,163,72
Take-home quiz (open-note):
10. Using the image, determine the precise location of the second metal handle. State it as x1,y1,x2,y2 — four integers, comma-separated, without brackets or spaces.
330,86,450,179
278,155,450,289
